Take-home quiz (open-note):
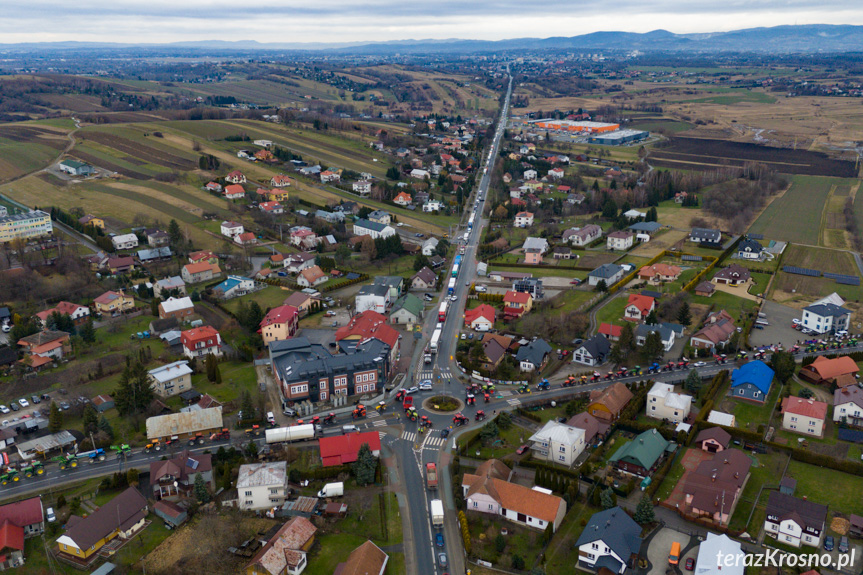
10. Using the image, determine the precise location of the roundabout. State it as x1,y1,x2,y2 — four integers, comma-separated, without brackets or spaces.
422,395,464,414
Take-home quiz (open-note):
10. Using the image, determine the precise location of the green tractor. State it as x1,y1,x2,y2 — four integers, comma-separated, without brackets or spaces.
21,462,44,478
54,454,79,471
111,444,132,458
0,469,19,485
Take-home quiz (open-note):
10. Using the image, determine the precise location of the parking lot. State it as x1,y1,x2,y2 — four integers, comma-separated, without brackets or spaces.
750,301,806,348
646,528,697,575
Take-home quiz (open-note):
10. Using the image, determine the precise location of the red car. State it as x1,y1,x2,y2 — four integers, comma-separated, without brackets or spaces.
516,445,529,455
685,558,695,571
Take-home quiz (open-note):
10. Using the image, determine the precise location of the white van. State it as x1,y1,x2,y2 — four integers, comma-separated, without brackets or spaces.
342,424,359,434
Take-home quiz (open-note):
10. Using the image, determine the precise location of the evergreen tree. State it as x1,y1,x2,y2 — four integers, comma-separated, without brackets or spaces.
240,391,255,421
114,360,155,415
645,309,659,325
78,317,96,343
595,279,608,293
352,443,377,486
206,354,217,382
512,555,526,570
591,485,602,507
609,343,625,365
82,404,98,433
685,369,702,394
600,487,617,509
619,322,635,351
601,198,618,219
634,494,656,525
194,472,211,503
497,411,512,430
49,401,63,433
770,350,797,384
677,301,692,327
642,331,664,360
214,360,222,384
98,415,114,439
168,219,182,246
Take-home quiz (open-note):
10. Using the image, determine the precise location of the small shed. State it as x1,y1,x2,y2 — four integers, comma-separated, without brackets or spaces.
179,389,203,404
282,496,319,518
779,476,797,496
324,502,348,517
154,500,188,527
92,395,115,413
90,563,116,575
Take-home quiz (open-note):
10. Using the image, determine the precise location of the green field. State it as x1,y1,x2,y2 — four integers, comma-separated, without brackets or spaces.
749,175,854,245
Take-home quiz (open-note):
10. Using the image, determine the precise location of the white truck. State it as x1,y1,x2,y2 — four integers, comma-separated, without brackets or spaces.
430,499,444,528
265,424,316,444
429,328,442,355
317,482,344,498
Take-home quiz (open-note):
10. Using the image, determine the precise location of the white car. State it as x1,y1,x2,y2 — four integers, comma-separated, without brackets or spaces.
396,222,404,227
46,507,56,523
0,406,8,415
419,381,433,391
0,324,9,333
405,386,419,395
460,333,466,340
694,361,706,367
18,399,29,408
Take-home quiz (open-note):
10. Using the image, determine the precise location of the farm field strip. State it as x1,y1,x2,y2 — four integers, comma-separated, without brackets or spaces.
84,182,204,224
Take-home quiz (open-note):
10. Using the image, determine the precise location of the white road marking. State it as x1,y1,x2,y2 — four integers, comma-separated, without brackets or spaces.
506,398,522,406
373,420,388,427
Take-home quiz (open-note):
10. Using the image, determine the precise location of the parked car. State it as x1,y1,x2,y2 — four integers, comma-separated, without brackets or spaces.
405,386,419,395
46,507,56,523
438,553,447,568
435,533,444,547
30,395,40,404
9,403,18,412
825,536,834,551
460,333,466,340
325,310,336,317
18,399,29,408
415,233,423,237
516,445,529,455
839,536,849,553
0,406,9,415
58,401,71,410
440,428,450,438
474,285,486,293
685,558,695,571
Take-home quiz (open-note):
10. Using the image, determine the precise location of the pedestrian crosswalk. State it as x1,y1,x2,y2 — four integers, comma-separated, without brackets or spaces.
424,436,447,448
378,431,387,440
401,431,417,442
366,410,381,418
506,398,522,406
373,419,388,427
417,369,454,381
498,390,512,397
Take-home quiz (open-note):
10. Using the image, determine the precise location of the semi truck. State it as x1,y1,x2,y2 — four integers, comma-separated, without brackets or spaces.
447,277,456,295
317,482,344,498
438,301,447,322
265,424,316,444
426,463,438,490
429,328,442,354
430,499,444,528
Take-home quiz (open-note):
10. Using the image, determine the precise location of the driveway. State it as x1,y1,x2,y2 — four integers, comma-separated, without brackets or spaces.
645,528,694,575
712,281,760,302
749,300,803,348
664,449,711,509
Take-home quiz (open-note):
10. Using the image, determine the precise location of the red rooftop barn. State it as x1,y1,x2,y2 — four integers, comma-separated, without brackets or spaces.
319,432,381,467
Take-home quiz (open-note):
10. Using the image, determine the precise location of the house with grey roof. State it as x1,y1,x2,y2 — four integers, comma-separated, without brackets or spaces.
690,227,722,245
801,302,851,334
573,334,611,367
522,237,549,254
516,339,552,372
588,263,624,287
575,506,642,574
628,221,662,235
352,218,396,240
737,238,764,260
634,323,676,352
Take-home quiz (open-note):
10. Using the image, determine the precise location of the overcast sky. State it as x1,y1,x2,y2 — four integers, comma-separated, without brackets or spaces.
2,1,862,44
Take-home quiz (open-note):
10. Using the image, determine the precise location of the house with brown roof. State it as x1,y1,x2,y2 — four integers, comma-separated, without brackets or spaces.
182,261,221,284
462,459,567,532
297,265,328,288
682,448,752,525
800,355,859,387
93,290,135,314
17,330,71,369
411,266,438,291
334,540,388,575
833,385,863,425
637,263,682,284
149,450,213,501
690,310,736,350
694,427,731,453
283,292,316,316
245,517,317,575
712,264,751,286
271,175,292,188
695,281,715,297
587,382,633,423
565,412,610,445
56,487,148,565
764,491,827,548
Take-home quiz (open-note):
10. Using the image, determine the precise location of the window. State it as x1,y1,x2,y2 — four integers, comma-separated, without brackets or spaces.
244,491,252,497
245,500,254,506
473,501,478,508
559,446,565,452
791,416,797,422
488,504,493,510
320,391,327,401
592,543,599,550
559,455,565,461
270,488,279,494
651,406,656,411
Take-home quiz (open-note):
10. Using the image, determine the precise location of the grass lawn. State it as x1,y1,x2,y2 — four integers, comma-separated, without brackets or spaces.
656,449,689,501
785,460,863,516
593,295,630,327
471,422,534,460
222,285,295,315
726,379,780,432
305,533,370,575
691,290,757,322
748,272,772,297
544,502,600,573
488,265,588,279
467,511,544,568
729,450,788,532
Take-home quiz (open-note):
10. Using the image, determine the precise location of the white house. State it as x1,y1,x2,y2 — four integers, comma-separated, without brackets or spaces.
588,263,624,287
410,168,430,180
320,170,340,183
355,283,390,314
352,181,372,196
524,169,537,180
514,212,534,228
148,360,194,398
575,507,642,574
834,385,863,424
801,303,851,335
607,231,634,251
646,382,692,424
111,234,138,251
781,396,827,437
352,219,396,240
563,225,602,247
635,324,676,351
422,200,442,212
528,421,586,467
764,491,827,548
421,237,439,256
220,221,244,239
573,334,611,367
237,461,289,511
694,533,745,575
548,168,564,179
623,209,646,221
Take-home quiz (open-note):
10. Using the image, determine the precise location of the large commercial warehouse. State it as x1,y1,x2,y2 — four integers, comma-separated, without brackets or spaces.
588,129,650,145
532,119,620,133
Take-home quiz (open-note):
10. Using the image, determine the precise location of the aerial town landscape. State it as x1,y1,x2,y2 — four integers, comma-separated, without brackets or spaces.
2,6,863,575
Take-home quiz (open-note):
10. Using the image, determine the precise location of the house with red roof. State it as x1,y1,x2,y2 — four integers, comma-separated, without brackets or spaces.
319,431,381,467
259,305,299,346
36,301,90,327
182,261,221,284
800,355,860,387
598,323,623,341
0,495,44,567
205,181,222,193
223,184,245,199
465,304,496,331
320,170,340,183
624,294,656,322
393,192,412,206
271,174,292,188
235,232,257,246
188,250,218,265
335,311,400,364
637,263,682,284
18,330,71,369
181,326,222,359
225,170,246,184
259,201,284,214
503,290,533,320
781,396,828,437
290,228,319,250
244,517,317,575
149,450,213,501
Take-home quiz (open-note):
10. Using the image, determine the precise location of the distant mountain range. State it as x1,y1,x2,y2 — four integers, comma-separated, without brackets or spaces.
4,24,863,54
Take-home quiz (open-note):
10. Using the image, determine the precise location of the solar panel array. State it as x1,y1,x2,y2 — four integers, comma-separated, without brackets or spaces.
748,233,764,240
681,255,703,261
782,265,821,277
824,272,861,286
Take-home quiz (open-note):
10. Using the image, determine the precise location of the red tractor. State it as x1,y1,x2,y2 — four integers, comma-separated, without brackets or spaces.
453,413,469,427
663,361,675,371
591,373,601,382
394,389,406,402
677,360,689,369
483,393,490,403
323,413,337,425
603,373,614,381
468,383,481,395
352,405,367,419
466,394,476,406
209,428,230,441
308,416,320,425
562,376,576,387
475,410,487,421
420,415,433,427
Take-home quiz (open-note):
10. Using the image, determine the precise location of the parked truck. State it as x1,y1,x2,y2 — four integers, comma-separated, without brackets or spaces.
265,424,315,444
317,482,344,498
430,328,442,354
430,499,444,528
426,463,438,490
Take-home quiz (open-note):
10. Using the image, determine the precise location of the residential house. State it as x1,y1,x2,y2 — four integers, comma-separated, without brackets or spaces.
58,159,94,176
646,382,692,424
587,382,633,423
94,290,135,314
333,540,388,575
588,264,624,287
628,221,663,240
623,209,645,221
503,290,533,320
259,305,300,346
801,303,851,335
694,427,732,453
529,421,587,467
181,326,222,359
320,170,340,183
314,209,344,223
111,233,138,251
149,450,213,500
548,167,565,179
694,533,745,575
271,174,292,188
226,170,246,184
465,304,496,332
223,184,245,199
335,310,400,365
573,334,611,367
148,360,194,398
393,192,412,206
834,385,863,425
781,396,827,437
575,507,642,574
259,201,284,214
523,169,537,180
220,221,244,239
283,292,316,316
188,250,219,265
144,229,169,247
421,237,439,256
422,200,442,212
182,262,221,284
690,310,736,350
319,432,381,467
598,323,623,342
690,228,722,245
730,360,774,404
624,294,656,322
35,301,90,327
389,294,424,325
516,339,552,372
235,231,257,246
297,266,328,288
411,267,437,291
563,225,602,247
0,496,44,568
738,239,764,260
352,218,396,240
553,246,572,259
78,215,105,229
638,263,682,285
284,252,317,274
56,488,148,565
512,278,544,300
352,181,372,196
237,461,289,511
801,355,859,387
567,192,585,205
607,231,634,251
712,264,751,286
695,281,715,297
609,428,671,477
522,237,549,260
635,323,676,352
368,210,391,226
764,491,827,548
480,338,508,371
154,276,186,298
244,517,317,575
158,296,195,320
213,276,256,299
514,211,534,228
462,459,567,532
205,182,222,193
566,412,609,446
106,255,136,274
410,168,430,180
